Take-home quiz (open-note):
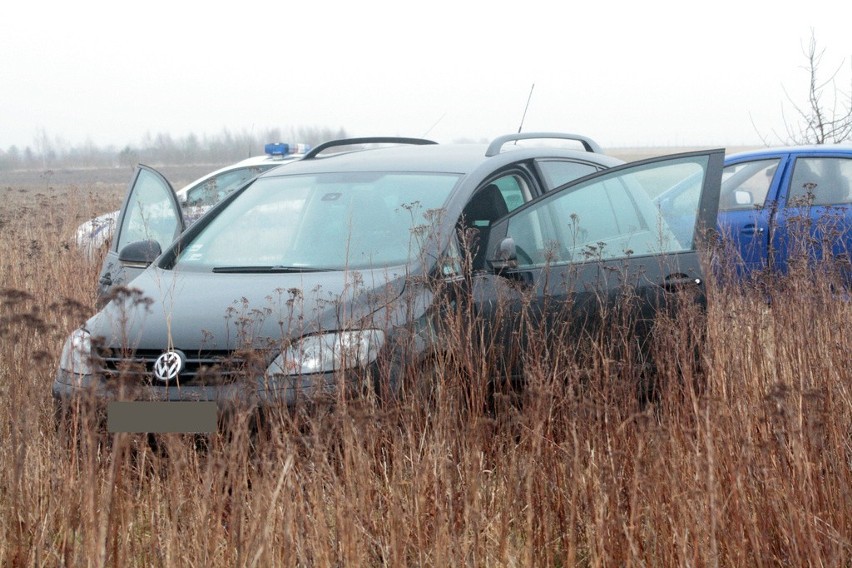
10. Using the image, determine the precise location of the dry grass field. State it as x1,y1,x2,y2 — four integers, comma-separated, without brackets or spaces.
0,169,850,566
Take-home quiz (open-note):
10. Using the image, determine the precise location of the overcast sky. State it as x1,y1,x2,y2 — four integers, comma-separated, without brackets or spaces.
1,0,851,151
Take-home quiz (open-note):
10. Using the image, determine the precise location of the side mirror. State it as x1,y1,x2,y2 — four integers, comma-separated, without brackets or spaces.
487,237,518,273
734,190,753,206
118,239,162,267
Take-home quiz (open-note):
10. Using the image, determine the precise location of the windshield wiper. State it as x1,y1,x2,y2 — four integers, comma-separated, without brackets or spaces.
212,266,330,273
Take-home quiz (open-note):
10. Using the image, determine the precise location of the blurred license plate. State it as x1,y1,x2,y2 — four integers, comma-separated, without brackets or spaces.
107,401,217,433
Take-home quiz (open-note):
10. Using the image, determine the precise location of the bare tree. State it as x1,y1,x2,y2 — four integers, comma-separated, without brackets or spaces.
756,30,852,145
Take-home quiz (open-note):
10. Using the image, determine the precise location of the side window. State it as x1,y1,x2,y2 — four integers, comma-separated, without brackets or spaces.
185,166,270,207
506,156,709,266
719,159,780,211
491,175,530,212
537,159,600,190
462,173,532,228
510,178,648,264
116,169,181,252
460,173,532,269
787,157,852,206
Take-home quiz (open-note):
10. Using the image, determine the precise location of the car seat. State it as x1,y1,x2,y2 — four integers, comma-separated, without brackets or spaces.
789,160,823,205
459,184,510,270
817,160,850,205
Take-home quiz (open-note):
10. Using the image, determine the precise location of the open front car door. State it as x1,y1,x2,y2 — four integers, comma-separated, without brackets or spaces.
96,165,185,304
476,149,724,369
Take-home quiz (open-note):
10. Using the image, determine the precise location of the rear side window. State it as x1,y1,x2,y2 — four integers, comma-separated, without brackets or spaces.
537,160,600,190
787,157,852,206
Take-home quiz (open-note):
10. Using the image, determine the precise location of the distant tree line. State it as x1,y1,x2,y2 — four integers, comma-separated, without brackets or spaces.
0,126,348,171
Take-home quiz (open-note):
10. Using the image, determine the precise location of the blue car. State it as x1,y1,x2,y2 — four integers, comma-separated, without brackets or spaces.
656,145,852,276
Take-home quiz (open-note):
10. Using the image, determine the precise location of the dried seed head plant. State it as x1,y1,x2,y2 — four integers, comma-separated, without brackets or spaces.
0,175,849,566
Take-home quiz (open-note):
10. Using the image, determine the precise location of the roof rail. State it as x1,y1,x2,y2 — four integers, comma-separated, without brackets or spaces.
485,132,602,157
303,137,438,160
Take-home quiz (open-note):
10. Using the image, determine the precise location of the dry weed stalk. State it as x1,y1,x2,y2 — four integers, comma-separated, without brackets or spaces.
0,181,849,566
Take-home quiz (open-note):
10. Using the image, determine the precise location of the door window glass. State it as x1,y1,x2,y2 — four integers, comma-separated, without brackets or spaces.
787,157,852,206
117,169,181,252
491,174,530,213
460,174,532,269
537,160,599,190
718,159,780,211
506,156,709,267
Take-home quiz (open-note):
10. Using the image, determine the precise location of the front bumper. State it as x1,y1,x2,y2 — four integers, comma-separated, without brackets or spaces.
52,368,357,410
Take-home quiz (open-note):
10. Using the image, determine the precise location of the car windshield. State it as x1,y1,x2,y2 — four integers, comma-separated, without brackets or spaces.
174,172,459,271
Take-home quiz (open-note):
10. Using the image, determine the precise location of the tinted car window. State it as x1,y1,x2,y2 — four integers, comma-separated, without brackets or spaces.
787,157,852,206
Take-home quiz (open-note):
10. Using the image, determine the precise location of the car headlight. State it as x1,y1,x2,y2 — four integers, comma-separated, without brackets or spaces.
269,330,385,376
59,328,93,375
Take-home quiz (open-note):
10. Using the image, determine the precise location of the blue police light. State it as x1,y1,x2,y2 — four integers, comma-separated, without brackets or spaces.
264,142,312,157
265,142,290,156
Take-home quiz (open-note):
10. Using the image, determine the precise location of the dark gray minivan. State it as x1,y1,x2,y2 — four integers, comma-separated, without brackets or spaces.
54,134,722,429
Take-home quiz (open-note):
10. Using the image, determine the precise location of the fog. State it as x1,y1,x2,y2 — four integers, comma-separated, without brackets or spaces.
1,0,850,152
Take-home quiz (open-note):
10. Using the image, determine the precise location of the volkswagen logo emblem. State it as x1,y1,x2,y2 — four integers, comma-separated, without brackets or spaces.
153,350,185,382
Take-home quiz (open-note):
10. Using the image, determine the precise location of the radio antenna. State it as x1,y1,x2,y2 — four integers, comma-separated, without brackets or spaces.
517,83,535,134
422,111,446,138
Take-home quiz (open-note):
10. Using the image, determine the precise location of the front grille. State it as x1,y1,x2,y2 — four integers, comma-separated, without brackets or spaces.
94,348,267,386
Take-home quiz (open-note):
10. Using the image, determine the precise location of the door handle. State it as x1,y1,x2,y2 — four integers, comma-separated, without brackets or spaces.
741,224,765,236
99,273,112,287
663,273,702,292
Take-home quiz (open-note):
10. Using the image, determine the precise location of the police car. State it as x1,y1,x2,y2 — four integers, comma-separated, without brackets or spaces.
75,143,309,258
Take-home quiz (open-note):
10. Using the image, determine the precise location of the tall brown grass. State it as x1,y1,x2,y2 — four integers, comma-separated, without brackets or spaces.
0,180,849,566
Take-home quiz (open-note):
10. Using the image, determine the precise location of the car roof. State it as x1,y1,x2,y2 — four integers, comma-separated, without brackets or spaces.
727,144,852,161
259,140,622,179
